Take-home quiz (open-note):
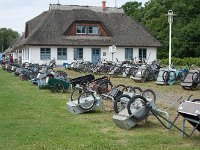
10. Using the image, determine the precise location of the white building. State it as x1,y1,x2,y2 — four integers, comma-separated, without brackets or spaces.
8,3,162,65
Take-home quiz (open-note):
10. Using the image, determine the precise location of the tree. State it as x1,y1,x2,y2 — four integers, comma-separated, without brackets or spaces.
0,28,19,53
121,1,144,22
122,0,200,59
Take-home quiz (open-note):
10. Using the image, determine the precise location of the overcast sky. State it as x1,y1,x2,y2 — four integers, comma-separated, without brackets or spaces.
0,0,148,34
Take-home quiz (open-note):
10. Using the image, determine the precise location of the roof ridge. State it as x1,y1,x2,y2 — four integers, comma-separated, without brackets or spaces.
49,4,124,13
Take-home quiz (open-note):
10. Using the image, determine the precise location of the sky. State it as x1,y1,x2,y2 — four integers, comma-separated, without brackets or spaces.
0,0,148,34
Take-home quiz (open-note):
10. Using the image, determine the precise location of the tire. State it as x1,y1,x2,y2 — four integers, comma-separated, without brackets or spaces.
192,72,200,84
122,86,133,93
142,89,156,103
127,95,149,121
116,84,126,91
97,80,113,94
54,82,64,93
49,85,55,93
114,94,132,114
162,71,169,82
129,67,138,77
141,69,147,78
131,87,143,95
19,74,27,81
146,68,155,81
70,89,83,101
78,91,96,110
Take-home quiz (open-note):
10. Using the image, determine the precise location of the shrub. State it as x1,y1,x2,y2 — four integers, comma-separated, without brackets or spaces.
160,57,200,66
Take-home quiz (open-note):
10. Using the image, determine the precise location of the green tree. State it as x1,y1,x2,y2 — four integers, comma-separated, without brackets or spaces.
0,28,19,53
122,0,200,59
121,1,144,22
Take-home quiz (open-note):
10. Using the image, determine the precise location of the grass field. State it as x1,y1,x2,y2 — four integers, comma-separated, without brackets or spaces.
0,69,200,150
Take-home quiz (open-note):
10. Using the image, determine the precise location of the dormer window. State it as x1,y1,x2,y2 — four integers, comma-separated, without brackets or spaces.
65,21,110,37
76,25,99,35
76,26,87,34
88,26,99,34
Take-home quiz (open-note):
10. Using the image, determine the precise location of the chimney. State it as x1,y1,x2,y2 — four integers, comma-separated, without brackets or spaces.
102,0,106,10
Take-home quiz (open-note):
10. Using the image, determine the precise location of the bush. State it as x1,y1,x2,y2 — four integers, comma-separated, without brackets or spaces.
160,57,200,66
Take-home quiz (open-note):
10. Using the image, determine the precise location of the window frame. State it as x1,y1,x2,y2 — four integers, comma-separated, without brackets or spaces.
76,25,99,35
125,48,133,60
40,48,51,60
76,26,87,34
74,48,83,60
57,48,67,60
139,48,147,60
88,26,99,35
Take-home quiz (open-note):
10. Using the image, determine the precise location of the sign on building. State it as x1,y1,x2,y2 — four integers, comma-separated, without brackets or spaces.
109,45,117,53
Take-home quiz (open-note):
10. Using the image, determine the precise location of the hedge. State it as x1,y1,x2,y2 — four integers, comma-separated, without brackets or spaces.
160,57,200,66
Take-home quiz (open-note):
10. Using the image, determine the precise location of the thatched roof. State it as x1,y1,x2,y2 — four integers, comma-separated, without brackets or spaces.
17,4,162,47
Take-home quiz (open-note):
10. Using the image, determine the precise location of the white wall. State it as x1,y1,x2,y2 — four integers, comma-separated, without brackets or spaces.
21,46,157,65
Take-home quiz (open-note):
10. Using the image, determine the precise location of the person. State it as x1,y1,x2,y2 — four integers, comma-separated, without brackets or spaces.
9,54,14,63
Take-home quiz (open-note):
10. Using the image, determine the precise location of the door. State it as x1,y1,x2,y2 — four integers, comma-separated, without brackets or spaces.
92,48,101,64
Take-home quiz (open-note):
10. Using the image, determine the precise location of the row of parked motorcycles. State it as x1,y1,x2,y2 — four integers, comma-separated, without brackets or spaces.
1,61,115,94
1,61,199,136
64,58,200,90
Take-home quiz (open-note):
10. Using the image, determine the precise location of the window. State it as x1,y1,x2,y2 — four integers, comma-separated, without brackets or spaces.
139,48,147,60
76,25,99,35
125,48,133,60
74,48,83,60
88,26,99,34
57,48,67,60
23,49,29,60
76,26,87,34
40,48,51,60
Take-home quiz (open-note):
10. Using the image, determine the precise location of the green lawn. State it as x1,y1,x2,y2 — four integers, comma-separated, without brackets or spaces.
0,69,199,150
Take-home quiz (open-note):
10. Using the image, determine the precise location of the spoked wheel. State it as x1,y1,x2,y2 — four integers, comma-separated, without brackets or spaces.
54,82,64,93
114,94,132,114
129,67,138,77
98,80,113,94
143,69,153,81
122,86,134,93
115,84,126,91
142,89,156,103
78,91,96,110
70,88,83,101
127,95,149,121
132,87,143,95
